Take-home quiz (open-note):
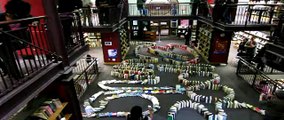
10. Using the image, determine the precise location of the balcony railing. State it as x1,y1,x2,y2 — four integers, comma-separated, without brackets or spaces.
72,57,99,98
77,4,128,27
0,16,59,97
200,3,283,26
128,2,193,16
236,57,284,94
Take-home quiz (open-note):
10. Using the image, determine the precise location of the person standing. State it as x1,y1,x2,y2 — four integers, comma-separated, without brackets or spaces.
57,0,82,47
127,106,153,120
260,90,284,120
0,0,32,79
137,0,146,16
184,27,191,45
245,37,257,60
82,0,93,26
96,0,110,25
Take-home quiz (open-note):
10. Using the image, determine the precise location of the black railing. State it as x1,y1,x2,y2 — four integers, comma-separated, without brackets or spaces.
201,3,283,25
72,57,99,98
128,3,193,16
236,57,284,94
59,11,84,53
78,2,128,27
0,16,59,97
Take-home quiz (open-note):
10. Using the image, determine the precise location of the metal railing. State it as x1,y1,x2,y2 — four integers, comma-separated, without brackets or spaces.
236,57,284,94
77,3,128,27
59,11,84,53
202,3,283,25
0,16,59,97
72,57,99,98
128,3,193,16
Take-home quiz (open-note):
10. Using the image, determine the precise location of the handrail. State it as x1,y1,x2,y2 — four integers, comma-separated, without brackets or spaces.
0,16,46,26
238,57,284,90
0,30,60,59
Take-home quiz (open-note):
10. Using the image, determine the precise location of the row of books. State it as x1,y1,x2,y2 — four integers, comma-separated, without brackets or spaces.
168,100,217,120
148,47,190,61
185,82,235,102
30,99,64,120
83,93,160,118
129,41,155,46
111,71,156,80
157,63,215,72
113,63,155,70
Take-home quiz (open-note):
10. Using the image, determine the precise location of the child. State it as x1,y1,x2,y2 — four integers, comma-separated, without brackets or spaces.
258,81,271,101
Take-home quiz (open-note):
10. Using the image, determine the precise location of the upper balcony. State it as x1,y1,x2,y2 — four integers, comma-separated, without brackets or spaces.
0,13,88,119
198,3,284,31
77,2,283,32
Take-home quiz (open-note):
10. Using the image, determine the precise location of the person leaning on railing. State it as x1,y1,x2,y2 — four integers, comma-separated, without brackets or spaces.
0,0,32,79
259,90,284,120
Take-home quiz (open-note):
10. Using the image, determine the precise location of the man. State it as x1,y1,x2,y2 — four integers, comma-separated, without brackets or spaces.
82,0,93,26
57,0,82,47
96,0,110,25
137,0,146,16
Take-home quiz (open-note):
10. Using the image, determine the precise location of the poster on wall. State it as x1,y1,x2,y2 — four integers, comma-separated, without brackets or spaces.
108,49,118,58
213,39,228,55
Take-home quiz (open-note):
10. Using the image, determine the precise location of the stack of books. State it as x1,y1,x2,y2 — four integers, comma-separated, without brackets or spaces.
30,99,64,120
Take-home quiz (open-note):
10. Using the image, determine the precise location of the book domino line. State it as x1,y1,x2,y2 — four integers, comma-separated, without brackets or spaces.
168,100,216,120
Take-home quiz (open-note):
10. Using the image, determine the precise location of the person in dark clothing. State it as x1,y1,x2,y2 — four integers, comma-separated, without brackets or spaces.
213,0,225,22
184,27,191,45
261,90,284,120
254,46,266,71
57,0,82,47
237,38,248,56
96,0,110,25
222,0,233,23
245,37,257,60
57,0,82,13
4,0,31,19
0,0,32,79
127,106,153,120
198,0,210,17
137,0,146,16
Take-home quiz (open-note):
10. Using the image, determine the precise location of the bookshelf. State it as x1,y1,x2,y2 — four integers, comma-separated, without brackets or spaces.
47,102,68,120
144,31,156,41
119,27,130,60
86,33,102,48
197,24,212,60
190,20,197,44
64,114,72,120
131,20,139,39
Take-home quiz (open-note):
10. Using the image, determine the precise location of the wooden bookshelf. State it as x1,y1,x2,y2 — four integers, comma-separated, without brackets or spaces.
65,114,72,120
48,102,68,120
